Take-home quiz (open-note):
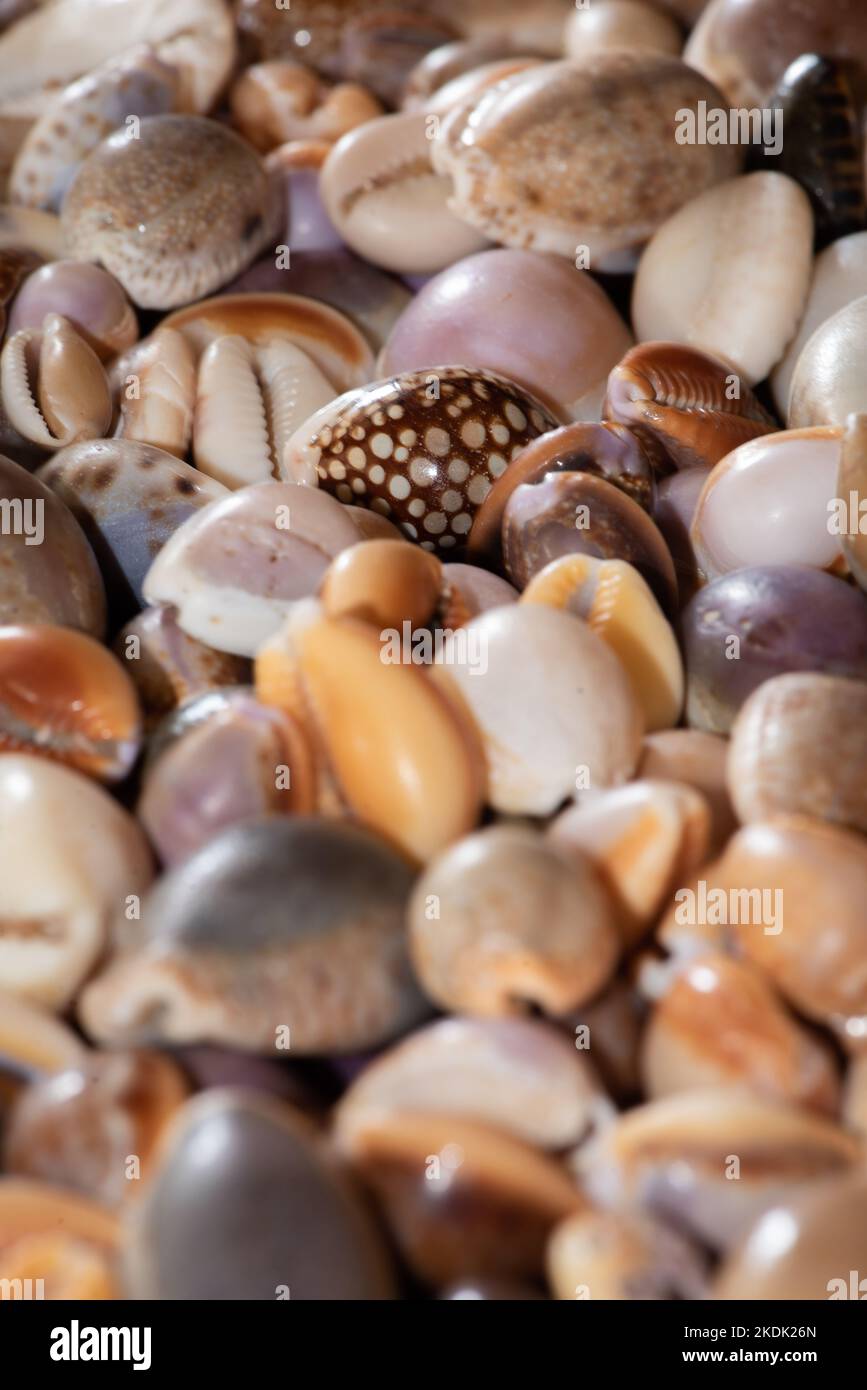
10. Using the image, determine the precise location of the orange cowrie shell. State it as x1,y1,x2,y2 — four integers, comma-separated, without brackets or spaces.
521,555,683,732
547,1208,709,1302
633,173,814,385
727,672,867,835
639,953,841,1114
0,624,141,781
576,1088,859,1252
431,55,738,269
408,826,620,1017
838,412,867,591
335,1016,605,1152
335,1110,586,1287
603,342,776,472
0,1179,119,1299
321,111,489,276
258,614,485,862
549,780,710,946
0,313,111,449
432,604,643,814
319,539,443,631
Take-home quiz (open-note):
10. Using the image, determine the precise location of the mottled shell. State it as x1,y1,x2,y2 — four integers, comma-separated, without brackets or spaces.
690,427,844,578
431,604,644,814
633,172,814,385
0,624,141,781
603,341,776,470
727,672,867,836
431,55,739,268
61,116,277,310
521,554,683,732
788,293,867,429
285,367,559,552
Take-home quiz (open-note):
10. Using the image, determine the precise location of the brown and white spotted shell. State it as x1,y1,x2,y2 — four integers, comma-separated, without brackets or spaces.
285,367,561,552
603,342,777,471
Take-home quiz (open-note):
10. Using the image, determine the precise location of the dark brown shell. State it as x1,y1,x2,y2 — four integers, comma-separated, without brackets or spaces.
309,366,560,554
0,247,41,344
467,421,658,565
603,342,777,470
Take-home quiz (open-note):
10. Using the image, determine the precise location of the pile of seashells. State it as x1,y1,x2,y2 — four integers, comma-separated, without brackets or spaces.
2,0,867,1302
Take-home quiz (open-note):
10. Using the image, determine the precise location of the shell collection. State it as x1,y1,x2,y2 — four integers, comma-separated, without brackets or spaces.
2,0,867,1311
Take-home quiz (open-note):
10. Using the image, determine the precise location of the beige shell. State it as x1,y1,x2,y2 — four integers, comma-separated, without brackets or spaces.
521,555,683,732
843,1057,867,1140
0,313,111,449
0,991,88,1078
788,294,867,429
0,204,64,259
727,672,867,835
639,953,841,1114
421,58,545,118
408,826,621,1017
638,728,737,857
576,1087,859,1252
431,603,644,815
549,779,710,945
192,334,336,489
334,1016,604,1152
112,327,195,459
772,231,867,418
633,172,814,384
838,412,867,591
230,60,382,152
0,754,153,1012
321,110,489,276
547,1208,708,1302
564,0,683,59
431,55,739,270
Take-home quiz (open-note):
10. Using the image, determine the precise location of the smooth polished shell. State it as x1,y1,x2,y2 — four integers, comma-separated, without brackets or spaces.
715,1179,867,1301
684,0,867,109
0,991,87,1079
838,412,867,590
0,246,41,340
438,563,518,626
432,604,644,815
432,55,738,269
335,1016,603,1151
502,472,678,613
547,1209,708,1302
78,818,428,1054
0,754,152,1011
549,779,709,944
0,453,106,635
142,481,361,657
603,342,776,471
379,250,633,422
38,439,228,622
0,624,141,781
321,110,488,276
652,465,709,602
633,172,814,385
577,1088,858,1252
521,555,683,732
408,826,620,1017
772,231,867,418
788,294,867,429
8,259,137,360
728,672,867,835
124,1090,396,1299
62,115,277,310
691,427,844,578
319,538,443,631
640,954,841,1113
285,367,559,550
681,565,867,734
565,0,683,58
1,312,112,449
638,728,736,856
3,1049,189,1206
257,614,485,862
114,606,251,729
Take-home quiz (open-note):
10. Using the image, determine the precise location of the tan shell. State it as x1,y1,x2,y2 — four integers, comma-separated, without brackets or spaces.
633,172,814,385
788,294,867,429
727,672,867,835
321,110,489,276
0,1179,119,1299
839,412,867,590
0,203,64,258
408,825,621,1017
334,1016,604,1152
843,1057,867,1139
257,614,485,863
112,326,196,459
230,60,382,151
161,292,375,394
431,604,644,815
576,1087,859,1251
638,728,737,856
0,313,111,449
431,55,739,270
521,555,684,732
564,0,683,59
640,953,841,1114
421,58,545,117
0,991,88,1078
319,538,443,631
549,779,710,946
547,1208,708,1302
772,231,867,418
